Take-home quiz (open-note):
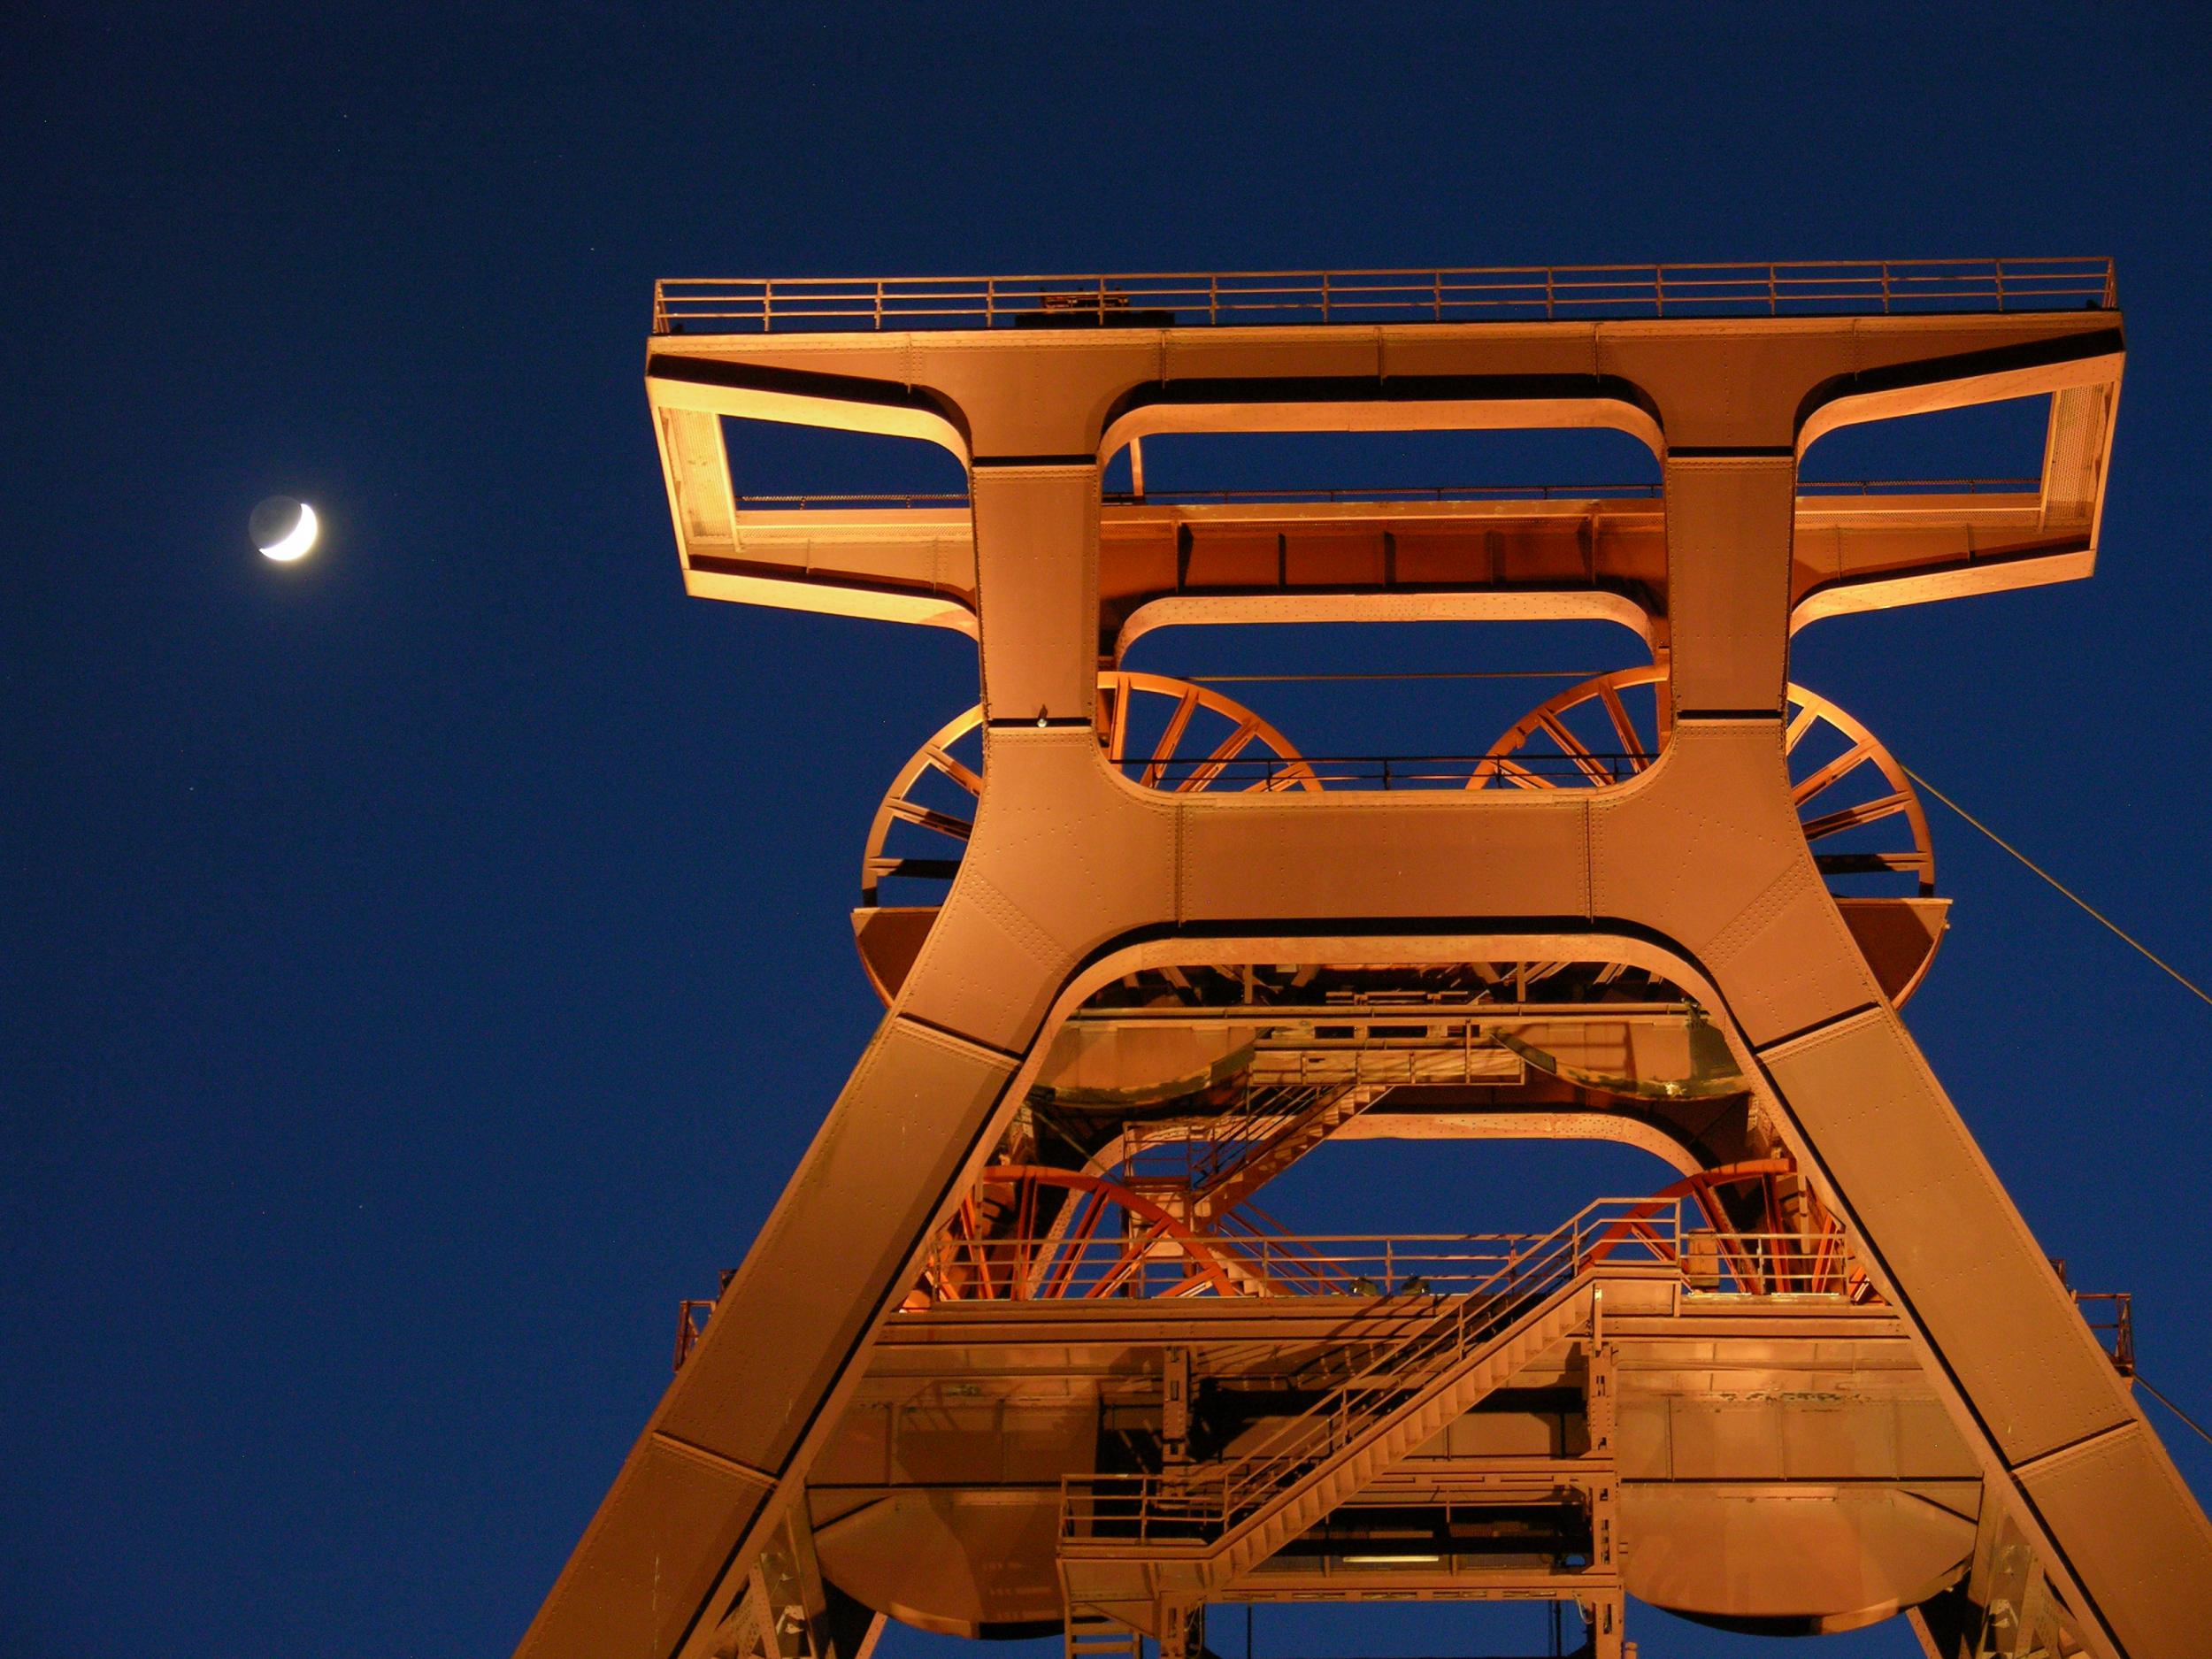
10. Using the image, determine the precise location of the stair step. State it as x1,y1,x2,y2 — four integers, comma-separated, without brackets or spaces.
1059,1264,1607,1590
1204,1287,1588,1579
1064,1607,1143,1659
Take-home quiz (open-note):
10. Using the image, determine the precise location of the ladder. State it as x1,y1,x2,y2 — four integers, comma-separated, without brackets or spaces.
1063,1607,1143,1659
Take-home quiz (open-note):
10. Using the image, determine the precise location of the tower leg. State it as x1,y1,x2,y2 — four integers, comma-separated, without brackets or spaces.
513,1002,1043,1659
1750,1003,2212,1659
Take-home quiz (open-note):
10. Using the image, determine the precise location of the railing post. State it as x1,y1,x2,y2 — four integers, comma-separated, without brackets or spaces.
872,280,882,331
762,278,774,334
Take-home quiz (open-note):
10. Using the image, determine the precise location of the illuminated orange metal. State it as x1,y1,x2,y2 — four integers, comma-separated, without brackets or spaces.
651,257,2117,333
516,259,2207,1659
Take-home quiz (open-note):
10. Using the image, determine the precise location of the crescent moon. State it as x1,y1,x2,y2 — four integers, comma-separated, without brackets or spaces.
258,502,319,562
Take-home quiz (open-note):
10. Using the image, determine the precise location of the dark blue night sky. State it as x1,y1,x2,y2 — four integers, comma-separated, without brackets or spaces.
5,7,2210,1657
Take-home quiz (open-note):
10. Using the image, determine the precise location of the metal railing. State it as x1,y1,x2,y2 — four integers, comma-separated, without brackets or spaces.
2072,1290,2136,1375
1061,1197,1676,1546
672,1298,713,1372
932,1227,1592,1302
655,258,2115,334
1796,476,2042,496
1145,752,1652,791
941,1222,1858,1303
725,478,2039,511
1181,1081,1351,1194
2049,1258,2139,1376
912,1192,1890,1306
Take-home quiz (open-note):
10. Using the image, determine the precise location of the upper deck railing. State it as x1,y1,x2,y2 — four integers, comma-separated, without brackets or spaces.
723,478,2040,511
652,257,2116,334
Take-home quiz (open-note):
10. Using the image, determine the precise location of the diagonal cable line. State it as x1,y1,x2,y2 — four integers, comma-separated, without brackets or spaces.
2138,1374,2212,1448
1904,765,2212,1011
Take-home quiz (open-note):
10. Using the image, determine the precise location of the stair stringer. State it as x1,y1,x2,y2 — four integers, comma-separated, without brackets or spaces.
1060,1601,1148,1659
1194,1081,1373,1223
1203,1277,1606,1587
1061,1265,1671,1636
1060,1268,1640,1623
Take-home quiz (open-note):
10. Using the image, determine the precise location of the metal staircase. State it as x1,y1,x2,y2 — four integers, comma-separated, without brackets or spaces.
1214,1279,1596,1575
1062,1607,1143,1659
1188,1080,1371,1224
1059,1199,1662,1632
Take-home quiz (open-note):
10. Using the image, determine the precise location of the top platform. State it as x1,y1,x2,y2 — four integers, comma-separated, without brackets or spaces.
652,257,2116,334
644,263,2125,654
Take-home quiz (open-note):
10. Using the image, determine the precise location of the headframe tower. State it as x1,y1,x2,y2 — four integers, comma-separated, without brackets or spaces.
520,260,2209,1659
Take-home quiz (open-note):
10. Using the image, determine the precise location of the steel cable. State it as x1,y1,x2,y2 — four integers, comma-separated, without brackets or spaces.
2138,1374,2212,1448
1903,765,2212,1011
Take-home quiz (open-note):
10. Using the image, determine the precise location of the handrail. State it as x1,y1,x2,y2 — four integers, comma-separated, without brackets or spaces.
923,1224,1849,1302
1060,1198,1680,1546
1187,1080,1348,1194
1044,1218,2137,1548
672,1299,712,1372
1212,1245,1578,1523
2072,1289,2136,1376
724,478,2041,511
1144,752,1671,790
654,258,2114,334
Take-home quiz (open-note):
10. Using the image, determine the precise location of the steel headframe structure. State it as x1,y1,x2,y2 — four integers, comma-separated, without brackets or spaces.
518,259,2208,1659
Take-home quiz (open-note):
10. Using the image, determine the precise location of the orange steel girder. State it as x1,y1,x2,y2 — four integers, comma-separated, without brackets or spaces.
516,304,2208,1659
